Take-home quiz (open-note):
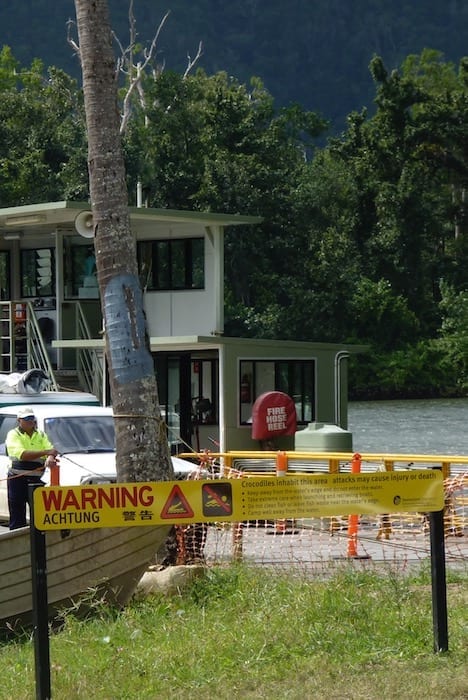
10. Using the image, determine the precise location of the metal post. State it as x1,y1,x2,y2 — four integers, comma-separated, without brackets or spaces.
29,484,51,699
429,508,448,653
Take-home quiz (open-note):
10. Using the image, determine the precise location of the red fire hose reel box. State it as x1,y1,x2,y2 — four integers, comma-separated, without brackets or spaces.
251,391,297,441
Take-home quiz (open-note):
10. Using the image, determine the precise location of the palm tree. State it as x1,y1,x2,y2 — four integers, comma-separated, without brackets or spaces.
73,0,172,482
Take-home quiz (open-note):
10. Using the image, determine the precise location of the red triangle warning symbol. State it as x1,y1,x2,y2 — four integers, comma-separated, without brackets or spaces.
160,484,195,520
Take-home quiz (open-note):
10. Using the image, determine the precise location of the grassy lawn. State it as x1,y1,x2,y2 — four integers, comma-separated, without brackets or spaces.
0,565,466,699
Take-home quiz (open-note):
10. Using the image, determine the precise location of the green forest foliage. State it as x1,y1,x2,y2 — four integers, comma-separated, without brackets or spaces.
0,44,467,398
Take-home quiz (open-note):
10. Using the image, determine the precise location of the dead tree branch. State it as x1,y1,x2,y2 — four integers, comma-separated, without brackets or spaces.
69,2,202,135
119,5,171,133
183,41,204,78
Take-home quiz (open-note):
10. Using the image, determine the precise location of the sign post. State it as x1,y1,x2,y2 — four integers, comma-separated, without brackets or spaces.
29,484,51,700
429,508,448,652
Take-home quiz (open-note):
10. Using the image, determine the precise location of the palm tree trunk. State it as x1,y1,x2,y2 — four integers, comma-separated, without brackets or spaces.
74,0,173,482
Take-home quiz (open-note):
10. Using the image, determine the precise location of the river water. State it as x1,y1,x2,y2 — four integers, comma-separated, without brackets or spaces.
348,397,468,456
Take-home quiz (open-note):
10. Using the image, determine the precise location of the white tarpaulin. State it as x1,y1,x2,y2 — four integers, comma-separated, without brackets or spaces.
0,369,49,394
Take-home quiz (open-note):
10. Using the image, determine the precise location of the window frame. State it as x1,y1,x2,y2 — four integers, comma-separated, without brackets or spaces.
238,359,316,426
137,237,204,291
20,248,55,298
191,358,217,424
63,244,96,299
0,251,10,300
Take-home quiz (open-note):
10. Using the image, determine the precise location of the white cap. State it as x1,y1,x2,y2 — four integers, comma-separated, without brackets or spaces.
17,407,36,419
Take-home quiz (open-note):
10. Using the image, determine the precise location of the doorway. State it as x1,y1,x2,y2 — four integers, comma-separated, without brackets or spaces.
155,353,193,453
154,351,219,453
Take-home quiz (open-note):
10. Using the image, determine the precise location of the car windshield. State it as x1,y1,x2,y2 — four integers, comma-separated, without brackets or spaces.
44,415,115,453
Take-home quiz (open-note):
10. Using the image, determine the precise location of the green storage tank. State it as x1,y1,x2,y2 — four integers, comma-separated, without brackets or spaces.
294,422,353,452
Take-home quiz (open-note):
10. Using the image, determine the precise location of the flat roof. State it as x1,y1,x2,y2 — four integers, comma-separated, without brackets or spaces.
0,200,262,238
54,335,368,354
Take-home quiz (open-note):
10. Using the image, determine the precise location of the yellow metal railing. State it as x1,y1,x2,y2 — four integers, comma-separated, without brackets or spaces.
179,450,468,480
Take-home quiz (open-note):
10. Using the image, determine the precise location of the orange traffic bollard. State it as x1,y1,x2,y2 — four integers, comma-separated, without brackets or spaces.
275,451,288,532
46,456,60,486
274,451,298,534
347,453,370,558
276,450,288,476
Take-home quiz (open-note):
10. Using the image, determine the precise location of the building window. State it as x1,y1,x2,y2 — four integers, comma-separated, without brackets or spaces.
63,244,97,299
0,251,10,300
20,248,55,298
191,359,217,424
239,359,315,426
137,238,204,291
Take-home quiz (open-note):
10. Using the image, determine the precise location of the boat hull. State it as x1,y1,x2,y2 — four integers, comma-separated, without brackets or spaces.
0,524,171,634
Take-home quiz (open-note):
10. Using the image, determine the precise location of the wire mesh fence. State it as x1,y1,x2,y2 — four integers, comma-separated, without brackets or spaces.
173,452,468,575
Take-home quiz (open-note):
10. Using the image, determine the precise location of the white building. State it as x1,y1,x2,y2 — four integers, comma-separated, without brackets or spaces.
0,200,365,452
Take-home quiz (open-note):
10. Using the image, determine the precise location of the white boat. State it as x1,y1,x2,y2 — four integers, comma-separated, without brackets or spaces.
0,522,171,634
0,380,192,633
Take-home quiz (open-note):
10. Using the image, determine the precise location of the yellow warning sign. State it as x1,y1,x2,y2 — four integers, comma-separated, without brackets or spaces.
33,470,444,531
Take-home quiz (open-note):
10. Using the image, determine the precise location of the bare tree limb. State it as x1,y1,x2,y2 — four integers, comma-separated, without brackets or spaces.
66,18,81,61
119,7,171,134
70,2,201,135
183,41,204,79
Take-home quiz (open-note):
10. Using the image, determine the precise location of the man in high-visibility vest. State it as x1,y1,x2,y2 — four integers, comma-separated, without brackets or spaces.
5,407,58,530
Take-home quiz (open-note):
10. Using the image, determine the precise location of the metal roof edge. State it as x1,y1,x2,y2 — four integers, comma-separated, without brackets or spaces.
0,200,83,217
148,336,369,353
0,200,262,226
128,206,262,226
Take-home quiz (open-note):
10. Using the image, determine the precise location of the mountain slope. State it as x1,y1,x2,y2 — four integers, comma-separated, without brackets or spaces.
1,1,468,132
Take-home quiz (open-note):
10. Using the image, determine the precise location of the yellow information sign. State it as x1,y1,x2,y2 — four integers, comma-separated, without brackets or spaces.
33,470,444,531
